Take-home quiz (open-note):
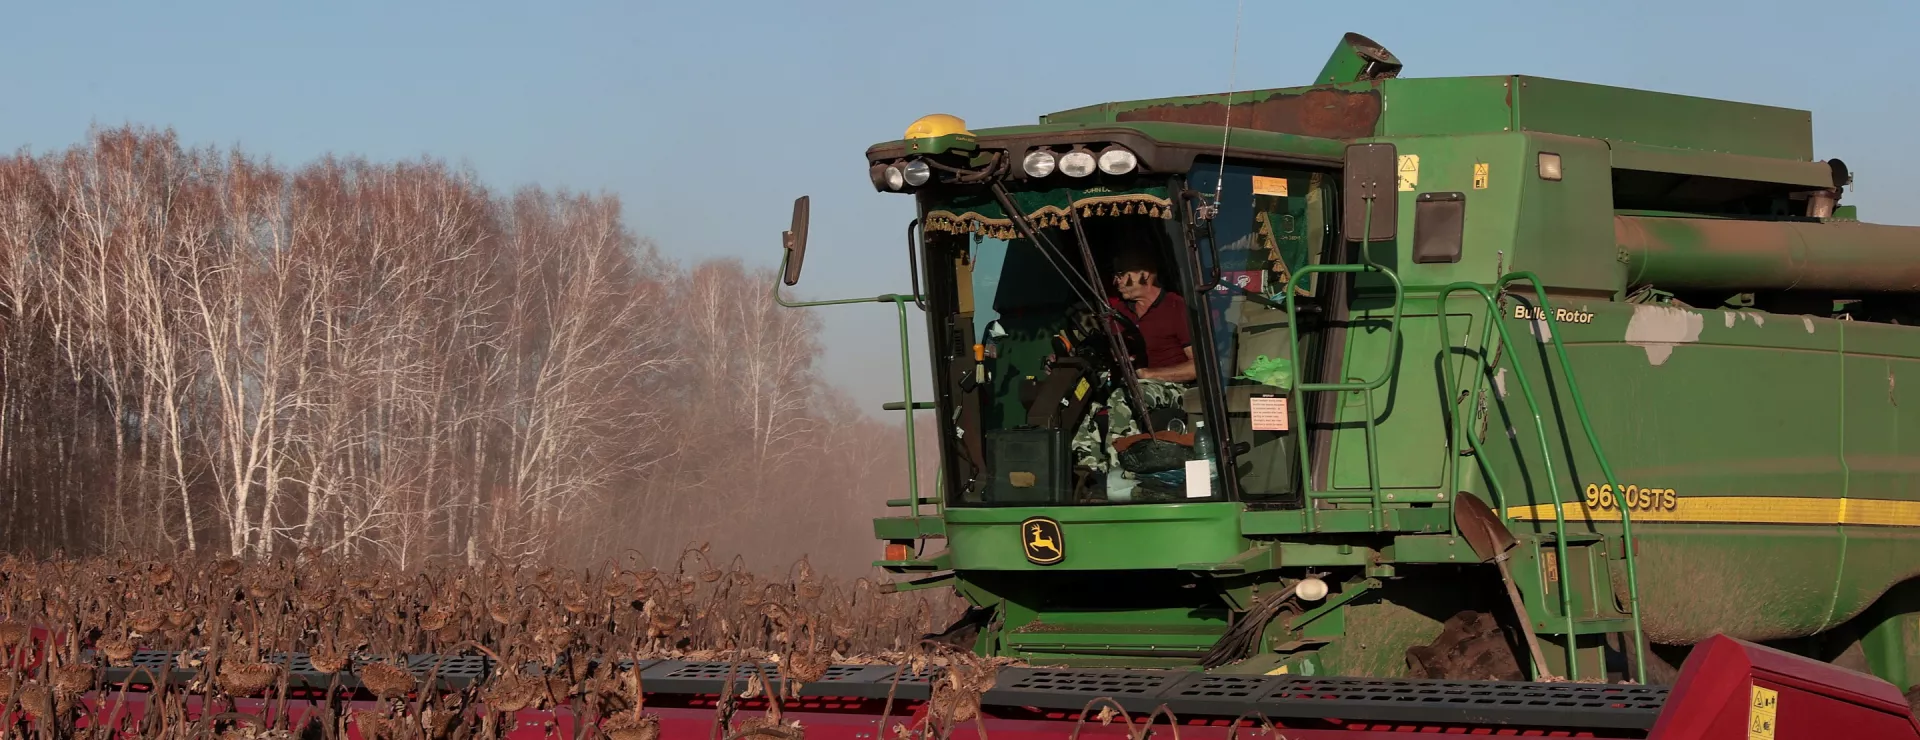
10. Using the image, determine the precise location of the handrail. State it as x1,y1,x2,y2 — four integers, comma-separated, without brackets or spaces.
1497,272,1647,684
1434,276,1647,683
773,252,935,524
1282,261,1405,533
1434,282,1579,680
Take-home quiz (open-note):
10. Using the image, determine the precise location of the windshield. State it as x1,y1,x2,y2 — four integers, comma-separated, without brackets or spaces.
920,163,1339,508
921,183,1224,506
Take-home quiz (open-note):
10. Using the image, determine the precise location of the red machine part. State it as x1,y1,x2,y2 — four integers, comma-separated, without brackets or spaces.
1648,635,1920,740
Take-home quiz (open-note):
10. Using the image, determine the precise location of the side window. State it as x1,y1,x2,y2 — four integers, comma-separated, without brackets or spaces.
1189,163,1334,501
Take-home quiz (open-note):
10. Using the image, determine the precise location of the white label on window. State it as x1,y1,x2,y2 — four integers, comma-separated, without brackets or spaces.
1185,460,1212,498
1250,396,1289,431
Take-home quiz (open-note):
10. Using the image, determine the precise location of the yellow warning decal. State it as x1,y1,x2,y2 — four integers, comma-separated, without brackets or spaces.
1397,155,1420,191
1252,176,1289,197
1264,665,1290,675
1074,378,1089,401
1506,495,1920,527
1473,163,1490,190
1748,684,1778,740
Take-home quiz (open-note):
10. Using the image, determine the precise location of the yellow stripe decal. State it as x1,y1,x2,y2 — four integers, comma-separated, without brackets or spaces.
1505,496,1920,527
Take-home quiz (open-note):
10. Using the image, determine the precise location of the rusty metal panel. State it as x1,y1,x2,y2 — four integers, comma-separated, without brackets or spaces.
1112,87,1382,141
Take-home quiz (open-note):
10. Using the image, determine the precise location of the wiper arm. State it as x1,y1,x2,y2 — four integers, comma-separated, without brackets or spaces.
1065,200,1153,432
986,182,1153,430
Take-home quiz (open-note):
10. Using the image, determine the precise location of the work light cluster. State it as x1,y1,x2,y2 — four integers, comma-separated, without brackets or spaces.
871,144,1141,192
1022,145,1137,179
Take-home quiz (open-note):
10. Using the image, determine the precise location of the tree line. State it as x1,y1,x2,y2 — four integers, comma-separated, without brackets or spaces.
0,126,921,573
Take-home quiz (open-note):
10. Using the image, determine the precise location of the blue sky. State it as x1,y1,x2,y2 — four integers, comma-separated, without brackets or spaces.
4,0,1915,411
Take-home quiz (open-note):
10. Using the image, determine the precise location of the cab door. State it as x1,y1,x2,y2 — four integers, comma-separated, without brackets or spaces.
1187,163,1337,506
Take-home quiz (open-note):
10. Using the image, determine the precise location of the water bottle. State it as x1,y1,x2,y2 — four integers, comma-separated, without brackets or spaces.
1192,420,1218,481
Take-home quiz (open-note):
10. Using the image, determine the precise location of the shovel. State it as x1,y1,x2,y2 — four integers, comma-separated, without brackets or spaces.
1453,492,1554,681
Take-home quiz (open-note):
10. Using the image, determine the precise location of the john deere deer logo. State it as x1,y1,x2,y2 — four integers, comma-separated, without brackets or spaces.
1022,517,1064,565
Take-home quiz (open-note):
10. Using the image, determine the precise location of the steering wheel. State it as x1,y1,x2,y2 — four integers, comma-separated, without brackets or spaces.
1064,300,1147,374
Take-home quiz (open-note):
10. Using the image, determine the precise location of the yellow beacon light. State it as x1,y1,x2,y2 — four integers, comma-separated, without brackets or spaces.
904,114,977,155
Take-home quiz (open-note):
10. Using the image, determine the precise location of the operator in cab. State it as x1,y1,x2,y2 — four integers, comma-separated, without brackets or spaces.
1108,247,1195,383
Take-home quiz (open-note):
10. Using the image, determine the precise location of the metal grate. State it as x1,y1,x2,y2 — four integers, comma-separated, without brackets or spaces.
92,652,1669,730
989,669,1187,713
1252,676,1667,728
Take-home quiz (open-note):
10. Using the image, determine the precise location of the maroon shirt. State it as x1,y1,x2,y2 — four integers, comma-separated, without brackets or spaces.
1109,290,1192,369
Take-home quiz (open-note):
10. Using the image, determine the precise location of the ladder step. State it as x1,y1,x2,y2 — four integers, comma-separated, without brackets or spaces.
1532,617,1636,636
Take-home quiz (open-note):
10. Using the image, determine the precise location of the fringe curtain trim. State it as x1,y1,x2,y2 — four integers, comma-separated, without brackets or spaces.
1253,211,1309,298
922,193,1175,240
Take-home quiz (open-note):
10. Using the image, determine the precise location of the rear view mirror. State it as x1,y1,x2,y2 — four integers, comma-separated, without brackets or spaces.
1342,143,1398,242
782,196,811,286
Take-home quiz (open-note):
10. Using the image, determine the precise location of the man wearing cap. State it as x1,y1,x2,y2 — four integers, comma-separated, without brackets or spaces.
1108,248,1195,383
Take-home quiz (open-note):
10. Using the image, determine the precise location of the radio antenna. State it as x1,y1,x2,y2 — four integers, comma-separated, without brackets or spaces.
1209,0,1246,209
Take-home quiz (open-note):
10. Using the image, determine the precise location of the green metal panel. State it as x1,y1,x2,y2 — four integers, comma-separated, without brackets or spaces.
1609,141,1834,187
1512,76,1814,160
944,503,1244,571
1377,77,1516,137
1511,134,1625,296
1330,310,1474,492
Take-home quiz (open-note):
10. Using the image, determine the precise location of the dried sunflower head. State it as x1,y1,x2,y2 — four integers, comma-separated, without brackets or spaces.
357,661,415,700
308,645,349,675
96,636,136,665
51,664,95,695
418,608,451,632
482,673,538,714
217,662,277,697
0,622,30,648
602,714,661,740
17,682,50,719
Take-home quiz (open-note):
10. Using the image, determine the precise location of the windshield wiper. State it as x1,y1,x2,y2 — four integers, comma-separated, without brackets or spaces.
985,182,1153,431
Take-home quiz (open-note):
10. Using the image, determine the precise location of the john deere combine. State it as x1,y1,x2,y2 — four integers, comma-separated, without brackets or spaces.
779,32,1920,695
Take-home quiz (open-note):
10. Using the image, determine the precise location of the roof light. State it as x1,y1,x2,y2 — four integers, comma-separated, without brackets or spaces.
1538,152,1563,181
884,165,905,191
1022,150,1057,178
1097,146,1137,175
1059,150,1096,178
902,159,931,187
1296,577,1329,602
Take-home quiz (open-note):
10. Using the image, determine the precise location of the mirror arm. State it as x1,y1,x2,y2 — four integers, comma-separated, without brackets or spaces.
772,250,899,309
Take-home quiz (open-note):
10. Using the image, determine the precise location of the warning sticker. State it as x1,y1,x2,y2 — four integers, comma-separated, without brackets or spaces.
1250,396,1289,431
1252,175,1289,197
1473,162,1490,190
1397,154,1420,192
1748,684,1777,740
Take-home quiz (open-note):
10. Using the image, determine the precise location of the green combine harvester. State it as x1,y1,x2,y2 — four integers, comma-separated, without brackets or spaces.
777,33,1920,691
